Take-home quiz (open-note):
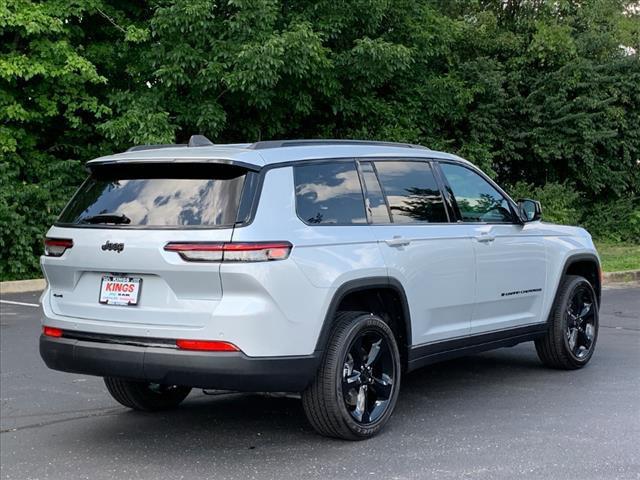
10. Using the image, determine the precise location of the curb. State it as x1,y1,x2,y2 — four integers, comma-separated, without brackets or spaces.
603,269,640,284
1,270,639,294
0,279,47,294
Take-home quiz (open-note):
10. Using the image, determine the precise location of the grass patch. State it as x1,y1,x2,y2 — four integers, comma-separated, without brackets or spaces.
595,242,640,272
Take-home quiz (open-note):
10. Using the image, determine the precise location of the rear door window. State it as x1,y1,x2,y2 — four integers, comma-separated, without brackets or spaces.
374,161,448,223
57,163,248,227
294,161,367,225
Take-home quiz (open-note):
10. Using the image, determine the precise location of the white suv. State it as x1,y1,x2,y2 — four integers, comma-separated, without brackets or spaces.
40,137,601,439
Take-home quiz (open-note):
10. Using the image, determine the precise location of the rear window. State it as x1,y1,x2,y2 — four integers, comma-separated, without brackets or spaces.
57,163,248,228
294,161,366,225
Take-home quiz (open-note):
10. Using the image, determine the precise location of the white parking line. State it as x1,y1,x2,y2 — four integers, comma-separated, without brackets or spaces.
0,300,40,308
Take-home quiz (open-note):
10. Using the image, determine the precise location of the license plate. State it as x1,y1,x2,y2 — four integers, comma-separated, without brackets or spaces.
99,276,142,306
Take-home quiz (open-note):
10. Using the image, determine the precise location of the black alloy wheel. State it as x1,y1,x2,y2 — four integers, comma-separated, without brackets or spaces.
564,282,597,360
342,330,396,424
535,275,599,369
302,311,402,440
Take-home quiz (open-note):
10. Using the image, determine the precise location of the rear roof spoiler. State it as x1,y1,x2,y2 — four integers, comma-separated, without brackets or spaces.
92,135,260,171
86,158,260,172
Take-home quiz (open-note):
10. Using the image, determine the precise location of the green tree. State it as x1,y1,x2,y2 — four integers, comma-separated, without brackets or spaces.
1,0,107,278
0,0,149,279
1,0,639,280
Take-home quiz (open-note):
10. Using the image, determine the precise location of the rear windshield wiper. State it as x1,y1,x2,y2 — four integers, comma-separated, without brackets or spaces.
81,213,132,225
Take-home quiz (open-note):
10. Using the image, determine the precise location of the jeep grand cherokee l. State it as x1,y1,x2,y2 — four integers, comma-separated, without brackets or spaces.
40,137,601,440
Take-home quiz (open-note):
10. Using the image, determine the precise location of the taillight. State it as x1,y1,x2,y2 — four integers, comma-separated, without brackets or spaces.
164,243,224,262
164,242,292,262
43,326,63,337
44,238,73,257
176,339,239,351
222,242,292,262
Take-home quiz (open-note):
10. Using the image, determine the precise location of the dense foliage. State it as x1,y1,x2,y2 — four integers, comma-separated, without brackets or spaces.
1,0,639,279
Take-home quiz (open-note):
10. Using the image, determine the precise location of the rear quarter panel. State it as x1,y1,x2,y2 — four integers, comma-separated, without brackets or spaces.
229,166,387,356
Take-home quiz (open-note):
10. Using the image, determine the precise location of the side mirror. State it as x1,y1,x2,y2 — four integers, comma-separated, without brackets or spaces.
517,199,542,222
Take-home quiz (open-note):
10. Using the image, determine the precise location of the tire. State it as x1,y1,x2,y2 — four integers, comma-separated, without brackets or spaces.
535,275,599,370
302,311,402,440
104,377,191,411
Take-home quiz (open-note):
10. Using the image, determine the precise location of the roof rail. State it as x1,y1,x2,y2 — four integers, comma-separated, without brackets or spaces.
248,139,429,150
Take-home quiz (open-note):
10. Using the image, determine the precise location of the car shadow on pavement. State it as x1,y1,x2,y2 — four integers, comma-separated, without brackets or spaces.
66,345,551,453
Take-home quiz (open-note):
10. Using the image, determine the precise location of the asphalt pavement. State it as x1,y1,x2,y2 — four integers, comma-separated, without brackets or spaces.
1,287,639,480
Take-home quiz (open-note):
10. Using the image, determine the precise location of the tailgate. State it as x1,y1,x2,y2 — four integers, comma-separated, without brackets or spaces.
42,227,232,328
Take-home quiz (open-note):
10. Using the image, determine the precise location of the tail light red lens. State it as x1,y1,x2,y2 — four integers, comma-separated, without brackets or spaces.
222,242,292,262
164,242,292,262
44,238,73,257
164,243,224,262
176,339,239,352
43,326,63,337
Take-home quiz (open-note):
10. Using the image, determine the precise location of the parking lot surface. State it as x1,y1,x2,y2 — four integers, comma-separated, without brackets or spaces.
1,287,639,480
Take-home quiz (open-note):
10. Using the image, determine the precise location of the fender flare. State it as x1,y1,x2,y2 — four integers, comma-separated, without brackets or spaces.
313,276,412,353
551,252,602,312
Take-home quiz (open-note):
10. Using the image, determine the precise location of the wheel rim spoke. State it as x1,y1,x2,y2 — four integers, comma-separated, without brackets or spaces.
578,328,592,349
353,385,367,422
567,328,578,351
345,372,361,384
578,302,592,320
372,373,393,399
342,371,362,394
365,339,382,367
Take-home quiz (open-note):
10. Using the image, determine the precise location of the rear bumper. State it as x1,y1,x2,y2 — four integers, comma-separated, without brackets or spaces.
40,335,320,392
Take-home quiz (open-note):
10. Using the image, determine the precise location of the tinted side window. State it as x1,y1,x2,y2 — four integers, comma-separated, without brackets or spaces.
294,162,367,225
374,161,448,223
440,163,514,223
359,162,391,223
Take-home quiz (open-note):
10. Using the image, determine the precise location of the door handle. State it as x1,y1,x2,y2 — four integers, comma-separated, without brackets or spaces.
385,236,411,247
475,234,495,243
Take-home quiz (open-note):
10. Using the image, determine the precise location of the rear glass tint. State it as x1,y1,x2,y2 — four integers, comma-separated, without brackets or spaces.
374,161,448,223
58,163,248,227
294,161,366,225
